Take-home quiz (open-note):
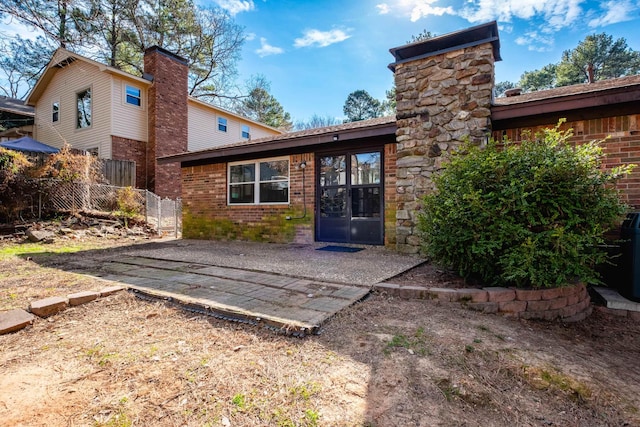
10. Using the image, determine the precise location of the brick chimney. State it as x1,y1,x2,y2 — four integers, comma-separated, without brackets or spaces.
144,46,189,199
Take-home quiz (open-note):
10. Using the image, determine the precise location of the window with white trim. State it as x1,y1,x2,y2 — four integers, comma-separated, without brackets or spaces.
125,84,141,107
241,124,250,139
218,117,227,132
228,158,289,205
52,101,59,122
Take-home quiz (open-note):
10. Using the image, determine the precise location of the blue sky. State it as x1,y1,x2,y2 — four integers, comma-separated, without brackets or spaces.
206,0,640,123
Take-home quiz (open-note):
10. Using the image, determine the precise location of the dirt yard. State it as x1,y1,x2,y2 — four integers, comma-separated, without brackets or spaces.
1,234,640,426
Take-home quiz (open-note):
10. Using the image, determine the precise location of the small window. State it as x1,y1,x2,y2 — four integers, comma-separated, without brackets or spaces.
228,158,289,205
77,88,91,129
241,125,250,139
125,85,141,107
52,102,59,123
218,117,228,132
86,147,99,157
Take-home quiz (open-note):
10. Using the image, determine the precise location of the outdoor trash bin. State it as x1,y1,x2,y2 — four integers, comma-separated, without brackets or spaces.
619,212,640,302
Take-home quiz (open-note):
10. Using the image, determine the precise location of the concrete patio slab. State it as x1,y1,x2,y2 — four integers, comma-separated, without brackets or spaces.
62,240,423,335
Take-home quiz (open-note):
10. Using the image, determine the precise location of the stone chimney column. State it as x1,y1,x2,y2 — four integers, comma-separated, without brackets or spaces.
144,46,189,199
389,22,501,253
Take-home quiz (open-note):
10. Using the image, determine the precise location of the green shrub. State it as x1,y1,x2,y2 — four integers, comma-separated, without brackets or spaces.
115,186,142,227
418,121,632,288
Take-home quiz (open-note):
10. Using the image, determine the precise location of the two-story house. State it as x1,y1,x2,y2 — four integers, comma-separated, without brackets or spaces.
25,46,282,198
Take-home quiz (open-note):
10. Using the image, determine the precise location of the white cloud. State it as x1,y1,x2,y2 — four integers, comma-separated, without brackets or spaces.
459,0,584,31
212,0,255,15
256,38,284,57
377,3,391,14
514,31,555,51
588,0,636,27
246,32,256,41
294,29,352,48
409,1,456,22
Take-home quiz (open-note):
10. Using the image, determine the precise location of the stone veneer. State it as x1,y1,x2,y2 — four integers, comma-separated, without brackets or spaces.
393,42,496,253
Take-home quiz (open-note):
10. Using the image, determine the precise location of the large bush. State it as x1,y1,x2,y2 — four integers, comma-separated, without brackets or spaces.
418,122,632,288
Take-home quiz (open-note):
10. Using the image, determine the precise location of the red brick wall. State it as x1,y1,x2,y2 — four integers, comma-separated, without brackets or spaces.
181,153,315,243
111,136,146,189
144,46,189,199
384,143,397,246
495,114,640,208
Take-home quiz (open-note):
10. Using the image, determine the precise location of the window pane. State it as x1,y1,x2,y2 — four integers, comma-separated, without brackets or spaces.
242,125,250,139
230,164,255,183
351,152,380,185
229,183,254,203
352,187,381,217
320,155,346,186
52,102,59,122
260,160,289,181
126,85,141,106
77,88,91,128
259,182,288,203
218,117,227,132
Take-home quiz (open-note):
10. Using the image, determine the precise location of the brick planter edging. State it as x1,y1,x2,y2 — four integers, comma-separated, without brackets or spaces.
375,282,591,322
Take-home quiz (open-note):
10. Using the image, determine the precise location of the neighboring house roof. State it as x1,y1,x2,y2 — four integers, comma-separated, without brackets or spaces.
0,96,34,116
160,116,397,165
492,74,640,128
26,48,151,106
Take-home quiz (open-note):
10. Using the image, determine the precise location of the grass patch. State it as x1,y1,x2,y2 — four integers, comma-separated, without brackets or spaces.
384,327,430,356
522,365,593,402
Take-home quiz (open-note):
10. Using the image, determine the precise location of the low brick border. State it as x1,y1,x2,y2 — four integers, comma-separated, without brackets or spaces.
0,286,126,335
375,282,592,322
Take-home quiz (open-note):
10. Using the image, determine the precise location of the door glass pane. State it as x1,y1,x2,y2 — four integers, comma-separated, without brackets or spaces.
320,188,346,217
229,183,254,203
351,152,380,185
352,187,381,218
230,164,255,183
320,155,346,186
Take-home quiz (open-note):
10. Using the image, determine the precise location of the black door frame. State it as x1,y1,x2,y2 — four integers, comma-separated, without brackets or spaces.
315,148,385,245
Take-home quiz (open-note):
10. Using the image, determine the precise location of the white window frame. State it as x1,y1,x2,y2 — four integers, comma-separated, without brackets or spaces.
218,117,228,133
241,124,250,139
227,157,290,205
124,83,142,108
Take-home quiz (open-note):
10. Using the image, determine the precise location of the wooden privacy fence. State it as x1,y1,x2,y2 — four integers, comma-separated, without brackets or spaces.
102,159,136,187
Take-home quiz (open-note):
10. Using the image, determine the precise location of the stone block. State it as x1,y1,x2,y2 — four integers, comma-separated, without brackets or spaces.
100,285,126,297
67,290,100,306
455,289,488,303
562,306,593,323
428,288,459,302
549,296,568,310
30,296,67,318
467,302,499,314
485,287,516,303
514,288,541,301
527,299,553,312
541,287,565,300
498,300,527,314
0,309,35,334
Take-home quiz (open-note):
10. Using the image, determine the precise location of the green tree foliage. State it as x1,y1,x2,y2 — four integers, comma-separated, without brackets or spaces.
0,0,245,102
343,90,383,122
0,147,35,221
236,76,293,131
517,34,640,92
383,84,396,114
493,80,516,98
408,30,435,43
418,122,632,288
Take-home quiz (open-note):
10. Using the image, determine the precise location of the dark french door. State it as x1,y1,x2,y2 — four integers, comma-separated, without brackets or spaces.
316,150,383,245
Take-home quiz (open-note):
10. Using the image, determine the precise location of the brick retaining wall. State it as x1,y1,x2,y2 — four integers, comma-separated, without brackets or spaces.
376,282,591,322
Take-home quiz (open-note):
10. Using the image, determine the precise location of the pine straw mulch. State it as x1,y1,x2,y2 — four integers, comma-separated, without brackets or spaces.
1,238,640,426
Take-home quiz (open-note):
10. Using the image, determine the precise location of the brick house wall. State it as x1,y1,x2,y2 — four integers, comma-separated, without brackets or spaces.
495,114,640,208
144,46,189,199
111,136,146,189
181,153,315,243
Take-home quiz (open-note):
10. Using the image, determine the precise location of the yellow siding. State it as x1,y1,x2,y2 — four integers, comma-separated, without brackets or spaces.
111,77,148,143
33,60,113,158
188,102,280,152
